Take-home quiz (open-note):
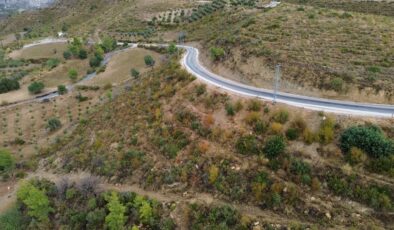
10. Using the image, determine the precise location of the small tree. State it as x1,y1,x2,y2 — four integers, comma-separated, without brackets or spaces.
273,109,289,124
89,55,102,68
63,50,72,60
47,118,62,132
45,58,60,70
105,192,126,230
235,135,260,155
28,81,45,94
263,135,286,159
131,68,140,79
68,68,78,82
210,47,225,61
167,43,177,54
57,85,68,95
144,55,155,67
340,125,393,158
78,49,88,59
330,77,344,92
17,182,53,222
0,149,14,173
101,36,117,53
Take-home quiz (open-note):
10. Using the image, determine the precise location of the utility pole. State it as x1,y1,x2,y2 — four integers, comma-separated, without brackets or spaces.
273,64,281,104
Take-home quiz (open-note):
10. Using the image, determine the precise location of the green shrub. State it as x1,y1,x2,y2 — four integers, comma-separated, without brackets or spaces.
63,50,72,60
28,81,44,94
47,118,62,132
57,85,68,95
273,109,289,124
254,120,268,135
235,135,260,155
90,55,103,68
130,68,140,79
17,181,53,222
0,149,14,173
247,99,261,111
144,55,155,67
0,78,20,94
367,66,381,73
105,192,126,230
330,77,344,92
263,135,286,159
0,206,26,230
78,49,88,59
195,84,207,96
367,156,394,176
286,128,299,140
167,43,178,54
210,47,225,61
101,36,117,53
68,68,78,82
340,125,394,158
45,58,60,69
225,103,235,116
290,159,311,176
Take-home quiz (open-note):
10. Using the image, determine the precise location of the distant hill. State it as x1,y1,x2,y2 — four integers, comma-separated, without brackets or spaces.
0,0,55,9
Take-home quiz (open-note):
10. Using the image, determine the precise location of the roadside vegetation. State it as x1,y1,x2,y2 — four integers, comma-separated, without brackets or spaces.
35,50,394,228
0,0,393,229
184,3,394,102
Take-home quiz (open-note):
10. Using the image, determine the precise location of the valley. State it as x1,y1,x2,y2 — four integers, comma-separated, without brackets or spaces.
0,0,393,229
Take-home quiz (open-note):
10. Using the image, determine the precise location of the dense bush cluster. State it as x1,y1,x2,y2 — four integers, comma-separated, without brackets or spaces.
0,149,14,174
340,125,394,158
327,173,393,211
0,77,20,94
0,179,175,229
188,204,246,229
28,81,45,94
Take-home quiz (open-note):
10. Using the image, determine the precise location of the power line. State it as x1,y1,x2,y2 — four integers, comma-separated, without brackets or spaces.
273,64,281,104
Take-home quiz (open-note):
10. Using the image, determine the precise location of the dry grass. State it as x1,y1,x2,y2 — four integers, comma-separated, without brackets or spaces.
186,3,394,103
86,48,162,86
9,43,68,60
38,59,90,87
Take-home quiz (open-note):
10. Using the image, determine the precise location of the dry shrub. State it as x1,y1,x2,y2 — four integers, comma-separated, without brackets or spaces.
270,122,283,134
311,177,321,192
203,114,215,127
251,182,267,201
303,128,317,144
318,117,335,144
198,141,210,153
234,100,244,112
211,126,223,141
347,147,367,165
208,165,219,184
270,182,283,193
247,99,262,111
291,116,306,132
244,111,261,125
154,108,162,120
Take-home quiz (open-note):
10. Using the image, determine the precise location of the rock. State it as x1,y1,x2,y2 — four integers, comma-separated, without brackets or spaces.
311,196,316,201
110,142,118,150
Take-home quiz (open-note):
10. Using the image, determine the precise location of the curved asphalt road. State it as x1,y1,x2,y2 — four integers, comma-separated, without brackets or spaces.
3,40,394,117
179,45,394,118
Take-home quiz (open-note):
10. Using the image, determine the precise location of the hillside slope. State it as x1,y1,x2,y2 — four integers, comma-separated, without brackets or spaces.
37,50,394,229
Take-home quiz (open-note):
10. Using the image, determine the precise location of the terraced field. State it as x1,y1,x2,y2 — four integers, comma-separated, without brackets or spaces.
185,3,394,103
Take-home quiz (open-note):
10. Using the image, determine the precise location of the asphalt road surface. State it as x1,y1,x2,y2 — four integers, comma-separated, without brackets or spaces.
179,45,394,118
4,40,394,117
